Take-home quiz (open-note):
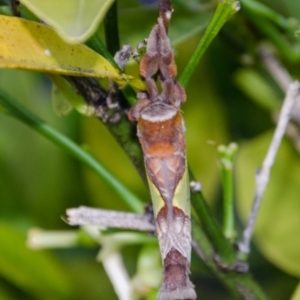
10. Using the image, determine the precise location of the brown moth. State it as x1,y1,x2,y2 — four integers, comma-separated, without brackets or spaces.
128,1,196,299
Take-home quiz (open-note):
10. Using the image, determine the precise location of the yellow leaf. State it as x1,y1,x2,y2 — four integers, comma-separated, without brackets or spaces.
0,15,144,89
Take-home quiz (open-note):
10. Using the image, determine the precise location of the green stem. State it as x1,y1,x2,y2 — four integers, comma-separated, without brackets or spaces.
179,0,240,88
218,143,238,240
190,171,236,265
192,218,267,300
104,0,120,56
220,164,235,238
0,89,144,213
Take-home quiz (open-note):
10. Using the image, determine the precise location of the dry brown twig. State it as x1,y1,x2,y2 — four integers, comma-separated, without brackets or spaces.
238,80,300,255
259,47,300,150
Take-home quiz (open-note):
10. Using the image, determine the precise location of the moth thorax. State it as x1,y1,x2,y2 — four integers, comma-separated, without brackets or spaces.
141,102,177,122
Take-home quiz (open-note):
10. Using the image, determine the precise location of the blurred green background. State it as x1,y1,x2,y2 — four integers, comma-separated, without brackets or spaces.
1,0,300,299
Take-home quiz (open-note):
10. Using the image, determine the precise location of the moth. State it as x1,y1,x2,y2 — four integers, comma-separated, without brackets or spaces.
128,1,196,299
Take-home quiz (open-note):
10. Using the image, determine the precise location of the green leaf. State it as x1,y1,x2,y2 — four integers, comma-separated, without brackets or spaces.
236,132,300,277
0,222,73,299
19,0,115,43
0,15,144,89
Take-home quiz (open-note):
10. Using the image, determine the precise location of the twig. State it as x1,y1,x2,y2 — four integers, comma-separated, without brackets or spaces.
99,251,132,300
259,47,292,92
238,81,300,256
27,228,78,249
66,206,155,232
259,47,300,153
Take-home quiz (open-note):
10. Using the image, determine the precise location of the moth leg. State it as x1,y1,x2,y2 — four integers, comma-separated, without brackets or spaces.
140,54,159,79
139,20,160,78
160,78,186,106
128,93,151,121
140,17,176,80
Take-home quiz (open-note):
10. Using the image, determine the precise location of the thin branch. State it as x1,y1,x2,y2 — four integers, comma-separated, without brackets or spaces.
64,194,268,300
99,251,132,300
259,47,292,92
238,81,300,256
259,47,300,124
27,228,78,249
259,47,300,157
66,206,155,232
